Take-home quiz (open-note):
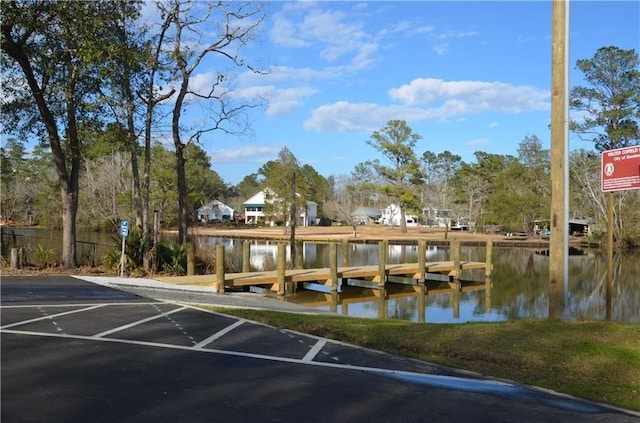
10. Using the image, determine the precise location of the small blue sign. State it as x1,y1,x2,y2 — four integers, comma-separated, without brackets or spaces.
120,220,129,237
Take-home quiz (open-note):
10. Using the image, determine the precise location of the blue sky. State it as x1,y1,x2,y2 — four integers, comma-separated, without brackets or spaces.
194,1,638,185
4,1,637,187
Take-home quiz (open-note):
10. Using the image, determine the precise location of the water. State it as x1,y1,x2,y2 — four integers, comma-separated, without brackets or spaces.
194,237,639,324
3,228,638,323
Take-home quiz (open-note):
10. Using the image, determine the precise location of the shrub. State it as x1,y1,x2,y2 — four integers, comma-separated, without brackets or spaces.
102,231,147,274
158,241,186,275
34,244,57,267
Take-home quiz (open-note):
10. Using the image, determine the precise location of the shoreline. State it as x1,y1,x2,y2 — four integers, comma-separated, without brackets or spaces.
185,224,600,249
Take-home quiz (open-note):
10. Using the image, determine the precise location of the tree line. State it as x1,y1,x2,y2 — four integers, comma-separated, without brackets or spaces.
2,0,639,270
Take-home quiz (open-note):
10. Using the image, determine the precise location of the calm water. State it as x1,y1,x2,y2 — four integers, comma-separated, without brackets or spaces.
3,228,639,324
195,237,639,324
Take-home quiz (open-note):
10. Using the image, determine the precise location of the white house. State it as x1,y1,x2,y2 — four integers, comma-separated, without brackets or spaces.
380,204,419,227
353,206,382,225
243,188,317,226
422,207,451,228
197,200,235,223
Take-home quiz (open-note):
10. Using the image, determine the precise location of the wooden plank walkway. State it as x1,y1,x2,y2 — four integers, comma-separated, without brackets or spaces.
159,239,493,295
160,260,489,293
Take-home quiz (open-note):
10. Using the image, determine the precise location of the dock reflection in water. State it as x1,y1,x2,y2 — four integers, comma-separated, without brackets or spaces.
245,242,638,324
281,278,496,324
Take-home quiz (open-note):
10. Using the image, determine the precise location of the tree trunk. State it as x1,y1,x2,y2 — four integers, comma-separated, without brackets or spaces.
400,206,407,233
61,188,78,268
176,146,188,245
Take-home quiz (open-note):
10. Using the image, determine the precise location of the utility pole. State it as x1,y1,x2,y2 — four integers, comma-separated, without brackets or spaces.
549,0,569,318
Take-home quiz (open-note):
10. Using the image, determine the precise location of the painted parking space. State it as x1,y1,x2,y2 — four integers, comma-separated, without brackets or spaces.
0,276,452,370
2,276,637,423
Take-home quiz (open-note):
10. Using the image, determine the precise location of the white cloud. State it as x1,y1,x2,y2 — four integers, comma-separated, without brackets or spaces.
388,78,550,113
489,122,499,128
304,101,443,132
269,4,379,69
433,43,448,56
235,85,318,117
209,144,281,164
466,138,490,147
304,78,550,133
271,16,308,48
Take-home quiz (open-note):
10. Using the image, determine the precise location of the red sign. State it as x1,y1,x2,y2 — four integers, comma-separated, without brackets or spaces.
601,146,640,192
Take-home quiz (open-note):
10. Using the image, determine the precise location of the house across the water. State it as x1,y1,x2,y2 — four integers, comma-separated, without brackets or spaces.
534,218,591,236
243,188,317,226
197,200,235,223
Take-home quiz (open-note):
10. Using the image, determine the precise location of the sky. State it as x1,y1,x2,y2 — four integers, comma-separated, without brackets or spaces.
3,1,638,187
190,0,637,186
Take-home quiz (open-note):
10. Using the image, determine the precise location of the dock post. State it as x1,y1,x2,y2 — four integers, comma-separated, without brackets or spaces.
450,238,461,287
418,239,426,282
377,240,387,288
329,242,339,291
215,245,225,293
417,283,426,323
485,240,493,279
330,291,338,313
295,240,304,269
277,242,286,295
242,240,250,273
341,239,349,267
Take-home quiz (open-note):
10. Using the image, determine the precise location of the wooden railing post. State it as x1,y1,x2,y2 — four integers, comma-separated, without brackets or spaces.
330,241,338,291
485,240,493,279
242,240,250,273
377,240,387,288
277,242,286,295
418,239,426,282
295,240,304,269
450,238,461,285
216,244,225,293
341,239,349,267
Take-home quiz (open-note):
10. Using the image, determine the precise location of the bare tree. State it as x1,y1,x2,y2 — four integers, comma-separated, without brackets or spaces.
155,0,265,244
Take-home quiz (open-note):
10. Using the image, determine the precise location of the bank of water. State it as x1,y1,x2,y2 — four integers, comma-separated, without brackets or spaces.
3,228,638,324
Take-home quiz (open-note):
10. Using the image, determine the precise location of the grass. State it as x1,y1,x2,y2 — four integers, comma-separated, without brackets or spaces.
202,308,640,411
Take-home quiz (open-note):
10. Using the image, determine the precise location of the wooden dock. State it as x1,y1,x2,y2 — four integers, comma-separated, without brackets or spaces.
160,239,493,295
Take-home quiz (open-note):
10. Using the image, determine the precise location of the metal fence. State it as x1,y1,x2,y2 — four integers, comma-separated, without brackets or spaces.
1,230,113,267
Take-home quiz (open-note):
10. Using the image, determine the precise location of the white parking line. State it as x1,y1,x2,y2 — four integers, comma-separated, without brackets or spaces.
93,306,188,338
193,319,245,349
302,339,327,363
0,304,108,330
0,327,519,395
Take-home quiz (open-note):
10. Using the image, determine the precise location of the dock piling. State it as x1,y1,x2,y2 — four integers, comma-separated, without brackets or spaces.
215,245,225,293
242,240,250,273
377,240,387,288
341,239,349,267
329,242,339,291
450,239,461,287
418,239,426,282
277,242,286,295
485,240,493,278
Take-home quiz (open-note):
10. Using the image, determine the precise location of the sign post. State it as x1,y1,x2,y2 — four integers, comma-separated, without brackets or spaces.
120,220,129,277
601,146,640,320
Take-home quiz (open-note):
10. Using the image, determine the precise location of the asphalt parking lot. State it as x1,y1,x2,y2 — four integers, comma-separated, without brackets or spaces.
1,276,638,423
